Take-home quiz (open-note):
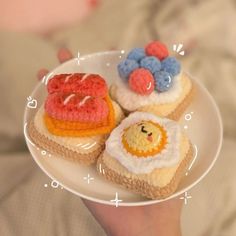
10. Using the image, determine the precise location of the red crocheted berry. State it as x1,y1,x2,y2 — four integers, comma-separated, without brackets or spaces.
128,68,154,95
145,41,169,60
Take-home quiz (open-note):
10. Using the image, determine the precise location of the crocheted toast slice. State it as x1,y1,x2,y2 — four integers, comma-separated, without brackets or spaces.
28,101,124,165
97,134,193,199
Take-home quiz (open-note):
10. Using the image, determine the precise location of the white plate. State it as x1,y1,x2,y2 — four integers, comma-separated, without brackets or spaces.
24,51,223,206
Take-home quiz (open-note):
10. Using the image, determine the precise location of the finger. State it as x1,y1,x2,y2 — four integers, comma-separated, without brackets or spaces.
37,68,49,81
57,47,74,63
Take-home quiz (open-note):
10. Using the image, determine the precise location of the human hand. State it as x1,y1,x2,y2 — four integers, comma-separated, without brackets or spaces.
83,198,182,236
37,48,183,236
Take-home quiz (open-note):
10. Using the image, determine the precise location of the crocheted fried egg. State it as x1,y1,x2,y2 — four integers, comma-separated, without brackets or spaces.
105,112,182,174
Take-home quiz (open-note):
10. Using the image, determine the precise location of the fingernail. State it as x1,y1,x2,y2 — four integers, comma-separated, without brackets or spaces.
57,47,73,63
37,69,49,81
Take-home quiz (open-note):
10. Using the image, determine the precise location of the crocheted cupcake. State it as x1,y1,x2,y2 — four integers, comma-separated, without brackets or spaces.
97,112,193,199
29,73,124,165
111,41,193,120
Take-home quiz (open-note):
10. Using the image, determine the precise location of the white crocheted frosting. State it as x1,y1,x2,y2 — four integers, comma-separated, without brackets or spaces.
113,72,183,111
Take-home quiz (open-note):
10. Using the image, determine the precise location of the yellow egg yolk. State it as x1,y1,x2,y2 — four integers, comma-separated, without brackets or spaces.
122,121,167,158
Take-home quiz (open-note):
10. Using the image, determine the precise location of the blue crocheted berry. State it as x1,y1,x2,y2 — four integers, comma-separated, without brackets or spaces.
127,48,146,62
161,57,181,76
154,71,173,92
140,56,161,74
117,59,139,79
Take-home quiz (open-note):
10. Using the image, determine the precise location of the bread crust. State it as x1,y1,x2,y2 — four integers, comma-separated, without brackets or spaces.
97,143,193,199
167,84,194,120
28,100,124,165
28,121,105,165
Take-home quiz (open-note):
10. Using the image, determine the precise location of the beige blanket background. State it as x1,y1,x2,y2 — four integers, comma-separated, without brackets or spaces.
0,0,236,235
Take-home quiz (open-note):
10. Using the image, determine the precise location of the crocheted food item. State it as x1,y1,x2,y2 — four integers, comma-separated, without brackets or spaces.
145,41,169,60
116,41,181,96
154,71,173,92
43,73,117,137
29,101,123,165
28,73,124,165
161,57,181,77
98,112,193,199
111,41,193,120
44,93,109,123
140,56,161,74
117,59,139,79
128,68,154,95
47,73,108,98
122,120,167,157
127,48,146,62
44,95,116,137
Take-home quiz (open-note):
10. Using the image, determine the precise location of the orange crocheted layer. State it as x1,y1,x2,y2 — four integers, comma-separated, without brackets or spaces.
122,122,167,158
44,96,115,137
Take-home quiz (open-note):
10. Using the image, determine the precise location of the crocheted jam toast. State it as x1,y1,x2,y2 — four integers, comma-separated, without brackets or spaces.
29,73,124,165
